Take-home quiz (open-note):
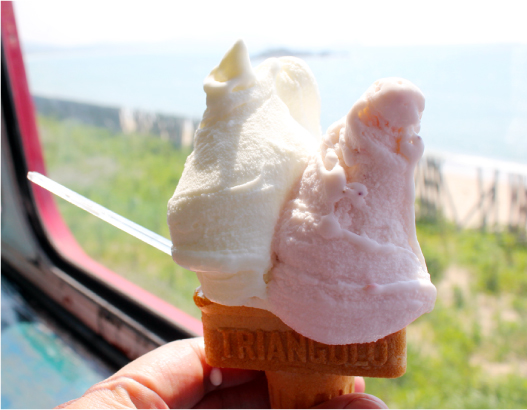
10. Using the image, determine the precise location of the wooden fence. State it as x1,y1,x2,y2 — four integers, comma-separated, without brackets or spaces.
414,156,527,238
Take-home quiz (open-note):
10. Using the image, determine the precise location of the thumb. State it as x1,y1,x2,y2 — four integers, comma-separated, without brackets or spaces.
312,393,388,409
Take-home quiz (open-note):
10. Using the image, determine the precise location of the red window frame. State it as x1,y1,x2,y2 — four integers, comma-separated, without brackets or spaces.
1,2,202,343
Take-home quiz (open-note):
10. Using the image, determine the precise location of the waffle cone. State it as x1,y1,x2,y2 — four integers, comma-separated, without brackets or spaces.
266,370,354,409
194,290,406,408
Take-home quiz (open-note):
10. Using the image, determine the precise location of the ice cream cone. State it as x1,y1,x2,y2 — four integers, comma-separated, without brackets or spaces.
266,370,355,409
194,289,406,408
168,41,435,410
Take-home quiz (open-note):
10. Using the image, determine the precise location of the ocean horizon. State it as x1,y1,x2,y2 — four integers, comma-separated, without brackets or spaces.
23,43,527,166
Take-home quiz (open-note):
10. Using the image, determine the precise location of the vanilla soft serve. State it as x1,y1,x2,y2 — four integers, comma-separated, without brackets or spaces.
168,40,320,305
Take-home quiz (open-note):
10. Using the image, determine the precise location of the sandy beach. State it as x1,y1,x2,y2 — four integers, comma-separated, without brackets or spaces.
417,153,527,231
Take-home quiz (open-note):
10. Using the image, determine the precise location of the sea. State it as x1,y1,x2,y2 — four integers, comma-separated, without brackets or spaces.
23,43,527,172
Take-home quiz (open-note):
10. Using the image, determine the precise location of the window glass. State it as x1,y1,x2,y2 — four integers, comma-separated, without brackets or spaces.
1,276,115,408
14,3,527,407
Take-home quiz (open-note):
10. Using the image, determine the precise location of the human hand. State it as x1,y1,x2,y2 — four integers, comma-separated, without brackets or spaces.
56,337,387,409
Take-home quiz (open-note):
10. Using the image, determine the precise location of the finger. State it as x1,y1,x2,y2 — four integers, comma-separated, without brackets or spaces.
90,337,262,409
354,376,366,393
312,393,388,409
193,373,270,409
192,374,365,409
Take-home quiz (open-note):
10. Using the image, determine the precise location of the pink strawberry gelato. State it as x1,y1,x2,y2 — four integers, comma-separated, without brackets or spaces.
268,78,437,344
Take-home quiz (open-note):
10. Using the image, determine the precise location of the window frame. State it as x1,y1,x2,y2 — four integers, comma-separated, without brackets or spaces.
1,1,202,363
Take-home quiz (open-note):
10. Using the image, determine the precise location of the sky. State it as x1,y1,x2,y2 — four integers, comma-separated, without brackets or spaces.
14,0,527,52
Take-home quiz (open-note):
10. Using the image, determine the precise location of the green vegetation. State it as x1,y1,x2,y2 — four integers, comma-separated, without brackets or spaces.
367,222,527,408
38,115,200,317
38,116,527,408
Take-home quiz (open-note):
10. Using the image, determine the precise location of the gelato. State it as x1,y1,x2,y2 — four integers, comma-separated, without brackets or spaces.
168,40,319,305
269,78,436,344
167,40,436,346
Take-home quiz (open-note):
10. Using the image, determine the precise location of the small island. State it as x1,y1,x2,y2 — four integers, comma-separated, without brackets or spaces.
252,47,337,60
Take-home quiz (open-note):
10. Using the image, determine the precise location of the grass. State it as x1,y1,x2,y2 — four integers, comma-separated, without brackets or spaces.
38,115,527,408
38,115,201,317
366,222,527,408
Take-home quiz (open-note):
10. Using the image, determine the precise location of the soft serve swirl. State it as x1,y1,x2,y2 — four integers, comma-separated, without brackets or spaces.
167,41,436,344
167,40,320,305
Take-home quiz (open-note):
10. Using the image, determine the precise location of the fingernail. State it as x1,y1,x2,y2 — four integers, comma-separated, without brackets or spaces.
312,393,389,409
344,395,388,409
